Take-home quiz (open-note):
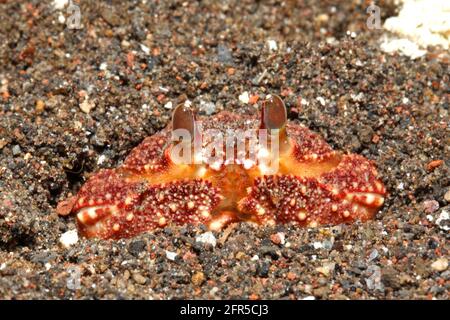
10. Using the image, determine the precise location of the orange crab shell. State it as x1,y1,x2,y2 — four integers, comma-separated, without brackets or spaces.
59,97,386,239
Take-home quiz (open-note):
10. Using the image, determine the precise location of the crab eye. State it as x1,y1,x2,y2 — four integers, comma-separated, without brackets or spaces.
261,94,287,130
171,102,202,165
260,94,290,154
172,102,196,138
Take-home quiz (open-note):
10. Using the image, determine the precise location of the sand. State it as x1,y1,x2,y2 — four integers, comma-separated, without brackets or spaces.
0,0,448,299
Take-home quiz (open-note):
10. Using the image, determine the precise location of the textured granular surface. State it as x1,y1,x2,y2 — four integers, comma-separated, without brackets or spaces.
0,0,448,299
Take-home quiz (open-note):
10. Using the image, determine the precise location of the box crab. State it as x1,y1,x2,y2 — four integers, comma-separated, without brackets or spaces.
58,95,386,239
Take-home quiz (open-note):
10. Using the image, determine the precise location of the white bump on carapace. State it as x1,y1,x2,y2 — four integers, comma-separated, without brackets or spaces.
187,201,195,209
346,192,385,207
297,210,307,221
125,197,133,206
308,220,318,228
158,217,167,226
256,205,266,216
169,203,178,212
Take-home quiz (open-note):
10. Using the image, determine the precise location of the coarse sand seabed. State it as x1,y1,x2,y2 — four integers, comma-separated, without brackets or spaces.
0,0,448,299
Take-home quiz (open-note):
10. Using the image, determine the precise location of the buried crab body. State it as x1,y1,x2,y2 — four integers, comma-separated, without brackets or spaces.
61,95,386,239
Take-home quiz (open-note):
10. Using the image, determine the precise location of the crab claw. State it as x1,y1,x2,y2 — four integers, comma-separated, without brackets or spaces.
318,154,386,220
73,168,223,239
72,169,146,238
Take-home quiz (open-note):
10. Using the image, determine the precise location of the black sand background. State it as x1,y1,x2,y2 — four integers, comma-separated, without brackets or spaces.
0,0,448,299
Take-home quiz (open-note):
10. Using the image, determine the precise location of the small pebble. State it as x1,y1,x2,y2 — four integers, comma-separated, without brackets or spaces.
252,70,268,85
435,209,449,231
235,252,246,260
316,262,335,276
267,39,278,51
140,44,150,55
287,272,297,280
164,101,173,110
313,241,323,249
239,91,250,104
97,155,107,165
426,159,443,171
128,240,146,256
35,100,45,113
195,231,217,247
316,96,326,106
365,265,383,291
100,7,122,26
270,232,285,245
431,258,448,272
209,287,219,295
59,229,79,248
132,273,147,285
191,272,205,286
79,99,95,114
444,189,450,202
12,145,21,156
58,14,65,24
0,139,7,150
423,200,439,214
368,249,379,262
199,101,216,115
256,261,270,277
53,0,68,10
217,44,232,63
165,250,178,261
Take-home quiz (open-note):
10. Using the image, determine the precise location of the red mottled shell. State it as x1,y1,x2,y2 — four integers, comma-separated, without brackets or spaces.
60,110,386,239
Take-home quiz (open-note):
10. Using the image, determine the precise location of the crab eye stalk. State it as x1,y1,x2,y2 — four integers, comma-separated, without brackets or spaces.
260,94,290,154
171,102,202,165
172,102,196,138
